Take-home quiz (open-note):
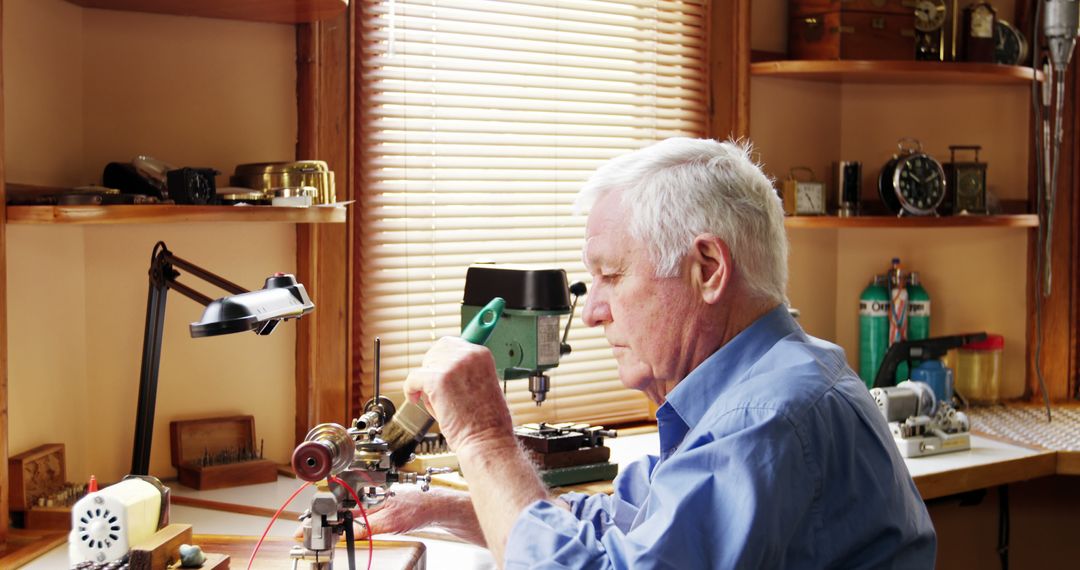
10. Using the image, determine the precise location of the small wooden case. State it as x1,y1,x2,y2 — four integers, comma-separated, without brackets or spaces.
8,443,84,530
169,415,277,490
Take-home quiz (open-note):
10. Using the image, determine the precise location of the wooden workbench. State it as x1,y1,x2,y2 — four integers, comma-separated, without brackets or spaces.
193,535,425,570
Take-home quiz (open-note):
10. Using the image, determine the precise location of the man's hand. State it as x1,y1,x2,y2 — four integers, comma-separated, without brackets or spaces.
403,336,551,565
402,336,516,453
294,486,486,546
356,486,486,545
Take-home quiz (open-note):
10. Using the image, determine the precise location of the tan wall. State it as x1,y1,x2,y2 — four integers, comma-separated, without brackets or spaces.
4,0,299,481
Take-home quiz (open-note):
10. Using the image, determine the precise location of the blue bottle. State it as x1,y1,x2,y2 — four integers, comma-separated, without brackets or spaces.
910,360,954,407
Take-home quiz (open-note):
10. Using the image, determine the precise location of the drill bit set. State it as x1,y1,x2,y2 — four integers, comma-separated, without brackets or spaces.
168,415,277,490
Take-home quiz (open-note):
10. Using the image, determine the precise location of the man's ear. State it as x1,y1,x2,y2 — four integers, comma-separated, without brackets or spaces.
690,234,731,305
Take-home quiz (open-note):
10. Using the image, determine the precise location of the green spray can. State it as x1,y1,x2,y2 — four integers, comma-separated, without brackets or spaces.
907,272,931,342
858,274,890,388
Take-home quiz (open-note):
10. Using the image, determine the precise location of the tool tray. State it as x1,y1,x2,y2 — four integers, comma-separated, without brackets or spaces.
169,415,277,490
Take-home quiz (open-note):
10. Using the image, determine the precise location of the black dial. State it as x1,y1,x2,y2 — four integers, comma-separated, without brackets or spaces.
894,154,946,215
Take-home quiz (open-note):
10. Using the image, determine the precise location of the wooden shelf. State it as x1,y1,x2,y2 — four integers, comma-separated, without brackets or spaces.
751,60,1043,85
7,204,347,225
64,0,348,24
784,214,1038,229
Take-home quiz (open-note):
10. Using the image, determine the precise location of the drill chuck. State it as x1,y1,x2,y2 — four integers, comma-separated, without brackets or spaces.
529,373,549,406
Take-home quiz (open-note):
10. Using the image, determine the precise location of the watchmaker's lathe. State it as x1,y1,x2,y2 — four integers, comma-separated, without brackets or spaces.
289,343,447,570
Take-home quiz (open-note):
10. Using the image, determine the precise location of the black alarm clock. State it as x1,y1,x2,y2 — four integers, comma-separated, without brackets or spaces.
878,138,946,216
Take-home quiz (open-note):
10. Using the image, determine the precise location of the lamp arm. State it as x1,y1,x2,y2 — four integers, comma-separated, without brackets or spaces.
131,242,253,475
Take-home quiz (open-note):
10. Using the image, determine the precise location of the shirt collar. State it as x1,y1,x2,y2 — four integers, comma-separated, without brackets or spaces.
657,304,799,441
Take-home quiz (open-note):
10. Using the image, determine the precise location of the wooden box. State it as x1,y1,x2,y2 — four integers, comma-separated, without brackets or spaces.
169,415,277,490
790,0,914,18
7,443,86,530
8,444,64,512
789,10,915,61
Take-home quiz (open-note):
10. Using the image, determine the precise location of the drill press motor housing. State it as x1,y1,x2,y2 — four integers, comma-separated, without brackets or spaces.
461,264,585,405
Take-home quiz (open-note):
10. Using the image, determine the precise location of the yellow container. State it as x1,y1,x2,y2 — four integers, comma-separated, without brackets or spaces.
949,334,1009,404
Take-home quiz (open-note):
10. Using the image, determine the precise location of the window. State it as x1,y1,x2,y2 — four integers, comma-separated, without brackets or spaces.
356,0,707,424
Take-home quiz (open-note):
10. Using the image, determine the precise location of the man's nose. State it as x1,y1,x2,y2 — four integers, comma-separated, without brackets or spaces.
581,292,611,327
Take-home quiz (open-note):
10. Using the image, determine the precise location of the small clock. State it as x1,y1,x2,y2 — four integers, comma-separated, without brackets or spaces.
914,0,947,61
782,167,827,216
878,138,947,217
944,145,988,214
994,20,1028,66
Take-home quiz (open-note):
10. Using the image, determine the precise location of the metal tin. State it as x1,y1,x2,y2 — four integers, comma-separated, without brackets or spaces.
219,191,271,206
230,160,335,204
270,186,316,207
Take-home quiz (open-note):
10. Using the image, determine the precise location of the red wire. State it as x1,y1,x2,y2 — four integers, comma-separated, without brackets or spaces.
329,475,374,570
246,480,313,570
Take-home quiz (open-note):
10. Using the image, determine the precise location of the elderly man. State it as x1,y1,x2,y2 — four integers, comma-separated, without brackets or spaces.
366,138,936,568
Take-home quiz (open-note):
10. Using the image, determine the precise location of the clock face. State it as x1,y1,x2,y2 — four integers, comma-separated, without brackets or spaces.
914,0,947,32
795,182,824,215
994,20,1027,65
895,154,946,215
955,169,985,212
957,171,981,197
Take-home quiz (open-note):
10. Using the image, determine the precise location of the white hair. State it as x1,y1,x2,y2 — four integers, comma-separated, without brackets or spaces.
575,138,788,305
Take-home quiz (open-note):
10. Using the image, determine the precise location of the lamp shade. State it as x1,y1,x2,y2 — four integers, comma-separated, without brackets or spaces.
190,273,314,338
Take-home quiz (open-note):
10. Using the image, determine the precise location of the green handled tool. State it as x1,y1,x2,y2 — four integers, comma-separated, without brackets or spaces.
384,297,505,467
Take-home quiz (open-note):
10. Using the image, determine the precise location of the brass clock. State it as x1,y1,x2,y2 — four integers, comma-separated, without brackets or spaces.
914,0,947,61
782,167,827,216
943,145,987,214
878,138,946,217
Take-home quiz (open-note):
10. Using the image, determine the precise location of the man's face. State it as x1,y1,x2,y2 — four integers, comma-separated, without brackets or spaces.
580,191,699,401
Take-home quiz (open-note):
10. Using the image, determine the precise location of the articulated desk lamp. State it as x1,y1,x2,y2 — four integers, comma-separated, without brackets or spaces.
130,241,314,476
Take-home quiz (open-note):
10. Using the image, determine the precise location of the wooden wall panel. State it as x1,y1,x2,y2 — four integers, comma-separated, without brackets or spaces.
0,0,8,543
707,0,750,140
295,8,353,444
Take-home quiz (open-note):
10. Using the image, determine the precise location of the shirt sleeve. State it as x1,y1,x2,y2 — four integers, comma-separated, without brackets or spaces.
504,408,816,569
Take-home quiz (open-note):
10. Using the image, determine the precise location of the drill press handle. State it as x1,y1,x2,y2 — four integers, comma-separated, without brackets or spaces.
871,332,987,389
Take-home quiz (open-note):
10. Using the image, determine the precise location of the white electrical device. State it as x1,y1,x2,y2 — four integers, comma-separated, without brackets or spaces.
68,477,166,565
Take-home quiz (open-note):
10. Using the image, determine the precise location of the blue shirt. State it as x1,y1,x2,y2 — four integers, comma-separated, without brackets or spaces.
505,305,936,568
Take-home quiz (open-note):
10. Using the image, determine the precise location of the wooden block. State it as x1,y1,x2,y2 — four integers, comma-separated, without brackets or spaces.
8,443,65,511
526,445,611,470
129,523,193,570
25,507,71,531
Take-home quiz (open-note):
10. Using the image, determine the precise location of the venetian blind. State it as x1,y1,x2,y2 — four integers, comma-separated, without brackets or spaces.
356,0,707,425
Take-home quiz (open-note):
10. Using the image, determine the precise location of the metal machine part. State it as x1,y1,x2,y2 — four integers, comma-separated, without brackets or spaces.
870,381,971,457
68,476,170,566
289,339,449,570
461,264,587,405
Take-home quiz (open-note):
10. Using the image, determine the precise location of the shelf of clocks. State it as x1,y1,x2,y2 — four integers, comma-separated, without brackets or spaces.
63,0,348,24
6,204,347,225
751,60,1042,85
782,214,1037,229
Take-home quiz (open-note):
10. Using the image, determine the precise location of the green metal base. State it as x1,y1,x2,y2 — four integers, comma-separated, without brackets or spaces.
538,461,618,488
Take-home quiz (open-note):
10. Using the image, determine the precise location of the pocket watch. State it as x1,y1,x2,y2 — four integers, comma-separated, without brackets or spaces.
878,138,946,217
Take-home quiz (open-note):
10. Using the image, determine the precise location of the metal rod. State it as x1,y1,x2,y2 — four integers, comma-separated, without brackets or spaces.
167,280,216,307
163,251,249,296
374,337,382,401
131,275,168,475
